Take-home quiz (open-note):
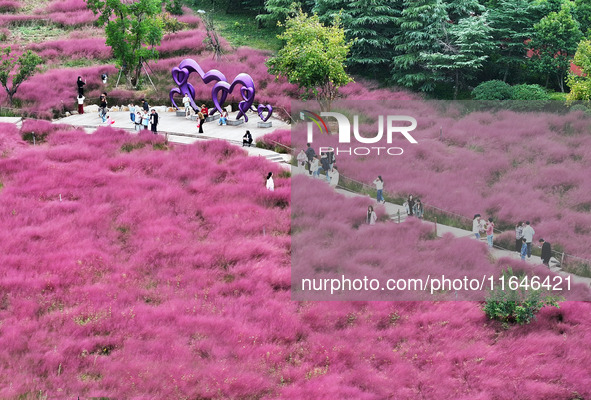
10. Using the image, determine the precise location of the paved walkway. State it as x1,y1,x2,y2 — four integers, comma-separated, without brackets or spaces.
55,109,291,164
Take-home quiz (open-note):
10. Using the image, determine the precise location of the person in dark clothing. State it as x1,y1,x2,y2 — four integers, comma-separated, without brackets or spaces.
407,194,415,216
197,111,205,133
142,99,149,112
77,76,85,96
305,143,316,175
539,238,552,266
99,93,108,122
320,152,329,181
150,109,159,134
242,130,253,147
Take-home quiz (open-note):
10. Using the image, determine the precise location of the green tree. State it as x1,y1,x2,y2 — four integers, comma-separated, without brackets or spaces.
574,0,591,35
567,39,591,103
340,0,401,78
444,0,484,22
87,0,164,88
257,0,298,27
0,47,42,106
423,14,495,99
266,9,353,111
391,0,448,91
489,0,540,82
530,1,582,92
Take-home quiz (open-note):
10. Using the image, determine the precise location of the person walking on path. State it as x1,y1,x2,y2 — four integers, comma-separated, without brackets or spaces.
77,95,84,114
77,76,85,97
539,238,552,266
197,111,205,133
515,222,524,253
473,214,483,240
182,94,192,119
486,217,495,248
99,93,108,122
266,172,274,191
522,221,535,258
311,156,320,178
135,111,142,132
407,195,415,216
373,176,384,203
367,205,377,225
520,238,527,260
320,153,330,182
150,109,159,134
129,103,135,123
142,110,150,130
414,198,424,219
305,143,316,175
142,99,149,112
297,149,307,171
328,166,339,187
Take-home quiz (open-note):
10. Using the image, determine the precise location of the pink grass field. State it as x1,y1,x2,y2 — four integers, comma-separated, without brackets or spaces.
1,124,591,398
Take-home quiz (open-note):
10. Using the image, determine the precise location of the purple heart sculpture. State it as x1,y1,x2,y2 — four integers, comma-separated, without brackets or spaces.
212,73,256,122
169,59,227,111
257,104,273,122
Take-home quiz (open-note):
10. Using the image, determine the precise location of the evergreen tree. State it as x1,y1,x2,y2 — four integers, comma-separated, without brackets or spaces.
344,0,401,78
391,0,448,91
489,0,539,82
530,1,583,92
423,14,495,99
574,0,591,35
444,0,484,22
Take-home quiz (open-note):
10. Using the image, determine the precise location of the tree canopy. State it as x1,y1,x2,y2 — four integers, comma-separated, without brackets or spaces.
0,47,42,106
87,0,164,88
266,9,352,111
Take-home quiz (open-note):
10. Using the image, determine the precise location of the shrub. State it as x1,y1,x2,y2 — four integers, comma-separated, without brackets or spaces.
483,268,562,325
472,80,513,100
509,84,550,111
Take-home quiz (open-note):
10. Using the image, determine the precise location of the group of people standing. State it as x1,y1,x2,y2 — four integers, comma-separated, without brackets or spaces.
129,102,158,134
472,214,495,248
296,144,339,187
372,176,423,218
182,94,231,133
515,221,552,266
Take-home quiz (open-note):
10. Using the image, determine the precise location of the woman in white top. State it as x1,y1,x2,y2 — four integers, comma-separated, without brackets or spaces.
367,205,377,225
311,157,320,178
373,176,384,203
472,214,483,239
328,166,339,187
183,94,191,118
296,150,307,172
266,172,274,191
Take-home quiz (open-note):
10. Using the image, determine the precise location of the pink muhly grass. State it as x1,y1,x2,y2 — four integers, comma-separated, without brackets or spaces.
28,38,111,61
44,0,88,13
0,0,20,12
257,128,291,149
0,129,591,397
157,29,208,57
